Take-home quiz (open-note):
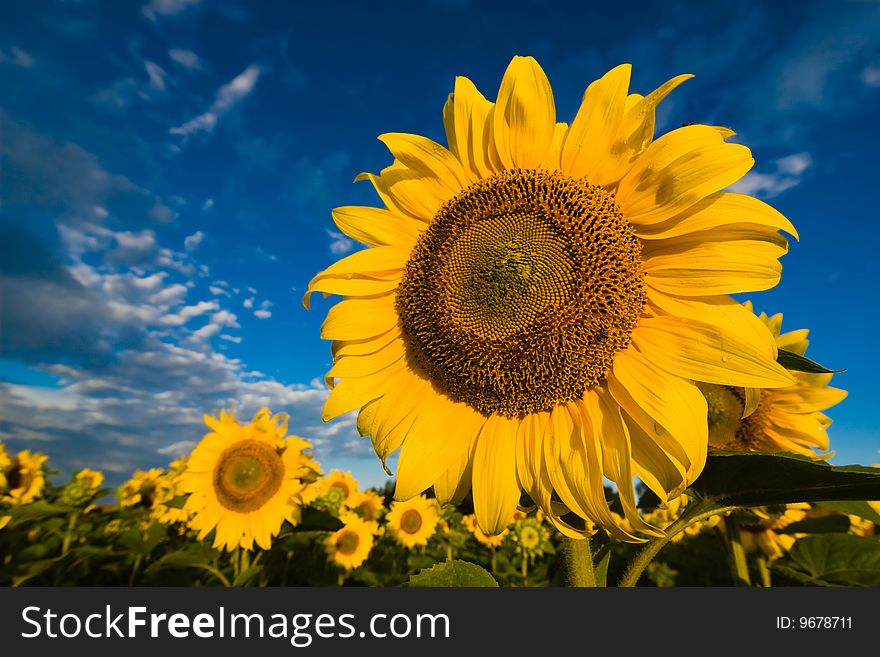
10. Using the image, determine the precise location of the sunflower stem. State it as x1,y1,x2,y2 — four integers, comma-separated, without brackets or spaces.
561,535,595,587
521,555,528,582
757,555,772,587
61,510,80,557
619,498,728,587
723,514,752,586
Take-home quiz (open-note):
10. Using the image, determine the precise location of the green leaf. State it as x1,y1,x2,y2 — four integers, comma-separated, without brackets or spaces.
815,500,880,525
691,451,880,508
232,565,264,587
292,506,344,532
144,544,218,575
5,501,73,524
162,495,188,509
593,543,612,587
777,514,850,534
772,534,880,586
407,559,499,587
776,348,843,374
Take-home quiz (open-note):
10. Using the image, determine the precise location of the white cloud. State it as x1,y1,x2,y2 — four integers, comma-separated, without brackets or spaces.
254,309,272,319
4,46,35,68
184,230,204,251
157,440,196,456
862,64,880,88
201,198,214,211
729,152,812,199
220,334,242,343
243,297,254,308
144,61,167,92
327,229,355,255
142,0,201,20
168,48,202,71
209,285,230,297
170,65,261,138
210,310,239,328
160,300,218,327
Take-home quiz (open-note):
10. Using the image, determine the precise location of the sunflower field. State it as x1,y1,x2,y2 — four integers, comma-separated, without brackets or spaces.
2,424,879,587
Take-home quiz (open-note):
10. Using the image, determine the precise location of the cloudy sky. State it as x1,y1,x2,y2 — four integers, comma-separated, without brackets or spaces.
1,0,878,489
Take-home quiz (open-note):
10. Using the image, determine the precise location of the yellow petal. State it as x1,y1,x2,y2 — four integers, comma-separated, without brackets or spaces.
631,315,795,388
636,192,799,241
644,239,785,296
646,292,777,360
355,162,447,222
590,74,693,186
471,415,522,535
306,276,399,302
303,245,408,309
617,124,753,225
609,348,707,482
561,64,631,179
492,55,556,169
326,337,406,380
444,76,495,180
320,297,398,341
624,414,688,503
394,398,480,501
332,205,422,248
771,386,847,413
378,132,469,195
433,452,473,506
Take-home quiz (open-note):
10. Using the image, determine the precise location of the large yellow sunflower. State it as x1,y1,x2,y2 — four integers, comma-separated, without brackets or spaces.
698,304,847,457
2,450,49,505
180,408,314,551
326,515,375,571
386,495,440,549
306,56,796,538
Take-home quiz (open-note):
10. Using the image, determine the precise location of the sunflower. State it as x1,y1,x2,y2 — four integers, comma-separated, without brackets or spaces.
463,513,508,548
0,442,11,493
180,407,314,551
58,468,105,506
739,504,809,562
326,515,375,571
511,514,552,559
302,469,359,510
151,457,193,526
386,495,440,549
306,56,796,538
698,304,847,457
117,468,164,508
346,489,386,521
2,450,49,505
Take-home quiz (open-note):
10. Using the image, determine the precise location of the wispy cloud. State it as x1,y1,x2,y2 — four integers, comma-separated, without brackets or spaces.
168,48,202,71
327,229,355,255
184,230,205,251
0,46,35,68
142,0,201,21
729,152,812,199
170,65,261,138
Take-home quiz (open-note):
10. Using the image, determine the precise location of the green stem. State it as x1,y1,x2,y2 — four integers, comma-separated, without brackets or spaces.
757,556,772,588
723,514,752,587
489,547,497,574
561,536,595,587
521,555,528,582
337,572,346,587
128,554,142,587
61,510,81,556
619,499,733,587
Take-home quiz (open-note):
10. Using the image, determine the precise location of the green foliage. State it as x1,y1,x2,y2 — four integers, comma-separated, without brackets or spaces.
776,349,844,374
772,534,880,586
407,560,498,587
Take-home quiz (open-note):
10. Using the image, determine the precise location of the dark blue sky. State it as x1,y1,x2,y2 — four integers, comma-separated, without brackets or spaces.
1,0,878,488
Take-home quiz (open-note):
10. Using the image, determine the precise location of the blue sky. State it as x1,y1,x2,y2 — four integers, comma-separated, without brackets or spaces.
1,0,878,489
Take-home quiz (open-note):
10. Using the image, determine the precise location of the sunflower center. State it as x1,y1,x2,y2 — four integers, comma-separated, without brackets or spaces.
213,439,285,513
359,501,377,520
698,383,772,450
336,530,360,556
6,464,27,491
520,526,540,550
399,509,423,534
396,169,645,416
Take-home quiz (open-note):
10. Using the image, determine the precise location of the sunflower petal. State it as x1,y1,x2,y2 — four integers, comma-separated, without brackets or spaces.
378,132,470,192
320,297,398,341
561,63,631,179
493,55,556,169
632,315,794,388
445,76,495,180
617,124,754,225
331,205,422,248
472,415,522,535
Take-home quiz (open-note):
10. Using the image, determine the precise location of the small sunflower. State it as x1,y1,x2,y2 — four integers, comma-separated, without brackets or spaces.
151,458,193,526
739,504,809,562
511,514,551,558
2,450,49,505
307,55,796,539
58,468,105,506
181,407,314,551
699,304,847,457
386,495,439,549
346,489,386,521
117,468,164,508
463,513,508,548
326,515,375,571
303,469,359,510
0,442,12,493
